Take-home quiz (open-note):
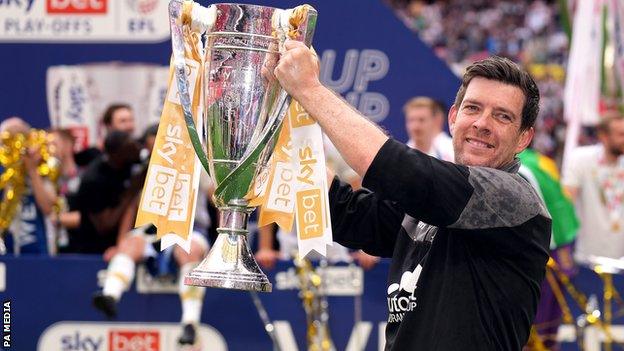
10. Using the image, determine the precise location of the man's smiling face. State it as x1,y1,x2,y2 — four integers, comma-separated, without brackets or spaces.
449,77,534,169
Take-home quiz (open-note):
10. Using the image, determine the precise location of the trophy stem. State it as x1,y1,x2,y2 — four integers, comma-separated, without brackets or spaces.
184,207,272,292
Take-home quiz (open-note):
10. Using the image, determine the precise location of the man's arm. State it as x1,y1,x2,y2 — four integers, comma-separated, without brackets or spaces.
255,224,280,270
275,41,543,231
561,149,582,202
363,138,550,233
57,211,80,229
329,177,403,257
275,41,475,228
275,40,388,177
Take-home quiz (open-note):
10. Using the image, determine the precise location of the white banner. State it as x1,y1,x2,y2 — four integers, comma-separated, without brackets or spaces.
0,0,170,43
611,0,624,95
562,0,604,168
288,101,333,258
46,65,97,149
46,63,169,148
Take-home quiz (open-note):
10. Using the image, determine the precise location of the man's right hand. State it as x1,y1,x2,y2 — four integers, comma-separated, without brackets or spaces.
255,249,280,270
352,250,380,270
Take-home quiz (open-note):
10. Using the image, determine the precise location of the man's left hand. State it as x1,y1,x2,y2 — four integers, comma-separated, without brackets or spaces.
274,40,322,102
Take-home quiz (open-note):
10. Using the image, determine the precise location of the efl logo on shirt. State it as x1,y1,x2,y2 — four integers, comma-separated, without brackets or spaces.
46,0,108,14
108,330,160,351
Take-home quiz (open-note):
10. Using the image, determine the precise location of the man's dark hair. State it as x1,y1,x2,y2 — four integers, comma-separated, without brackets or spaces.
101,103,131,127
454,56,540,131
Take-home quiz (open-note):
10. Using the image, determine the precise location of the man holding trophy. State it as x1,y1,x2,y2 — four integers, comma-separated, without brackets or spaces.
136,1,550,350
272,45,551,350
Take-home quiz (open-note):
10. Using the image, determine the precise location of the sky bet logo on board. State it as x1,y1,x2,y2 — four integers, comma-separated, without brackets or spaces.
0,0,36,12
109,330,160,351
60,331,103,351
46,0,107,14
39,322,228,351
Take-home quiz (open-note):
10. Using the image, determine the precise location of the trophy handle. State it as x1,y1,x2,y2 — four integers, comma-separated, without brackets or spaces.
168,0,214,174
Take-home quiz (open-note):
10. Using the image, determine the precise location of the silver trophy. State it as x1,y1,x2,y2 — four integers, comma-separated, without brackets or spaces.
169,0,317,292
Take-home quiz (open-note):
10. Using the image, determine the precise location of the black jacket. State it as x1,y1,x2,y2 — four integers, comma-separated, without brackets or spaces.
330,139,551,351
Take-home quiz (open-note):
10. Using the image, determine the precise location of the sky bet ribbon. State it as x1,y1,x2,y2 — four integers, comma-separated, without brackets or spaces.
249,7,333,258
135,4,204,253
252,99,333,258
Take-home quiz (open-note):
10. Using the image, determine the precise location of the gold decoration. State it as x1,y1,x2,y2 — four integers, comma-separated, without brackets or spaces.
288,5,313,39
526,326,549,351
0,130,59,252
294,255,335,351
601,271,614,351
546,258,624,348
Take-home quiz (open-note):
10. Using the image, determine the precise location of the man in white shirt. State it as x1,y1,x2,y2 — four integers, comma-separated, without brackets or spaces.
562,112,624,265
404,97,454,161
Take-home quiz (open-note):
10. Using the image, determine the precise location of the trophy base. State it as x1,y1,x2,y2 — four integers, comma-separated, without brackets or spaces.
184,231,273,292
185,271,272,292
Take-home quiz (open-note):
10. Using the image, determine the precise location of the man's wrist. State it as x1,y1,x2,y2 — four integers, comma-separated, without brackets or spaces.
297,83,328,109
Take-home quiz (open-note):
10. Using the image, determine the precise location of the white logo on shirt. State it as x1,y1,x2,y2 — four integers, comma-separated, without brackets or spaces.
387,265,422,323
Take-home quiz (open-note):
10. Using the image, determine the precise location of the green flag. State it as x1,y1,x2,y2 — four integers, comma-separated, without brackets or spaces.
519,149,579,247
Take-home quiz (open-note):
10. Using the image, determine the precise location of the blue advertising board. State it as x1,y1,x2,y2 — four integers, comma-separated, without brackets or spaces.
1,255,624,350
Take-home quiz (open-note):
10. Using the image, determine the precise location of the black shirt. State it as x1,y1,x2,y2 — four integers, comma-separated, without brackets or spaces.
72,156,132,253
329,139,551,351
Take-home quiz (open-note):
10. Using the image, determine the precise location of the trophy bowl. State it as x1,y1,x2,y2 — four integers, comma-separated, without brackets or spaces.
169,0,317,292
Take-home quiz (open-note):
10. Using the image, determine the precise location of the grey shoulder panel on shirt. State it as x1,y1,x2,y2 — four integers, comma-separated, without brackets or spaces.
402,215,438,243
448,166,550,230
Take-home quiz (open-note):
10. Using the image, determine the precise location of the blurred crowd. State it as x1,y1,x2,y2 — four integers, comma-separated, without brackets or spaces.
0,105,375,267
3,2,624,347
389,0,573,160
0,107,169,256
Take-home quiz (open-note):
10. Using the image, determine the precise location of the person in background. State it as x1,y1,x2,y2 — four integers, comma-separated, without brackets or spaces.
74,103,136,168
49,128,81,252
1,117,58,255
71,131,140,254
93,125,212,347
101,103,136,136
404,96,454,161
431,99,455,161
562,112,624,266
